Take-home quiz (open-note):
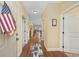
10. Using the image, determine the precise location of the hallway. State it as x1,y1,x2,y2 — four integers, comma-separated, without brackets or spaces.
20,33,67,57
0,1,79,57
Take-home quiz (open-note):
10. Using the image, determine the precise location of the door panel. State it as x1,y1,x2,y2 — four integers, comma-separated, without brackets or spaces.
0,30,16,57
64,15,79,52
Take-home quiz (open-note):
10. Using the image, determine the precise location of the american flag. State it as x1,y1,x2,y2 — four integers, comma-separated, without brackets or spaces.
0,2,16,35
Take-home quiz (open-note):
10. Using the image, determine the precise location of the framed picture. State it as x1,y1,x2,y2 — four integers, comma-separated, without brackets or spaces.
52,19,57,26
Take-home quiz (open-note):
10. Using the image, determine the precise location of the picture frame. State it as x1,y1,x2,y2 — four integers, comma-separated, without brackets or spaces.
52,19,57,26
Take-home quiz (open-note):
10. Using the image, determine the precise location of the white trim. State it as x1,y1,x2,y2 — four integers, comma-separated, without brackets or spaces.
64,49,79,54
47,48,63,51
60,14,64,51
17,48,22,57
63,2,79,14
44,42,63,51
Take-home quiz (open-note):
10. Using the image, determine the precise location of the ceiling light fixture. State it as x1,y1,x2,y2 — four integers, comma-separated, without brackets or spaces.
33,10,39,14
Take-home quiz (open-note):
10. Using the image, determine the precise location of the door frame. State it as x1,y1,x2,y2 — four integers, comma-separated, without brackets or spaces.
22,16,28,47
60,2,79,52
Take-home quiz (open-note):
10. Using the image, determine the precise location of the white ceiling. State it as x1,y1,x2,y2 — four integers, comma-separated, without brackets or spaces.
22,1,61,25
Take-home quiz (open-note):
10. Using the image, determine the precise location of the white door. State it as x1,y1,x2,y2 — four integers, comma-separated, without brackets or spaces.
0,31,17,57
64,15,79,53
22,19,28,47
24,20,28,45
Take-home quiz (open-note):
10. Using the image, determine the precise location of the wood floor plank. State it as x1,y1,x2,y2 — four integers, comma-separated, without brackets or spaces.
20,33,67,57
20,40,67,57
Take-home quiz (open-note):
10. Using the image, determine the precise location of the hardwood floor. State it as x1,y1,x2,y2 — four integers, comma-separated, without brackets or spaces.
20,40,32,57
40,40,67,57
20,33,67,57
20,40,67,57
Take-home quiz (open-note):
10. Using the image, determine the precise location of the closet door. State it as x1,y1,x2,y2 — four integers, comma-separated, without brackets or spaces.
64,15,79,53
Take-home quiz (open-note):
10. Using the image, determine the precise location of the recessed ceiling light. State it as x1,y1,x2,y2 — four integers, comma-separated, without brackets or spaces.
33,10,39,14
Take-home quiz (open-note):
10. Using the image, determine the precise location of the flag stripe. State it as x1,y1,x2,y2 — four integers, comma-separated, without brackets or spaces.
0,14,9,32
0,18,6,33
11,14,16,29
0,19,5,32
8,14,15,30
4,14,12,31
2,14,11,31
7,14,14,30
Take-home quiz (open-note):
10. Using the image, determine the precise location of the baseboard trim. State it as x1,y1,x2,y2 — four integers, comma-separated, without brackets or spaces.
64,49,79,54
17,48,22,57
43,42,63,51
47,48,63,51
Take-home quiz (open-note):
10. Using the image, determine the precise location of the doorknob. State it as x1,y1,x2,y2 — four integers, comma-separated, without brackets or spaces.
16,38,19,41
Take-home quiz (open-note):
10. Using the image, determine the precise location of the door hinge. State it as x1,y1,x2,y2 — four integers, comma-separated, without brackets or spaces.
62,46,64,48
63,17,64,20
62,32,64,34
16,38,19,41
